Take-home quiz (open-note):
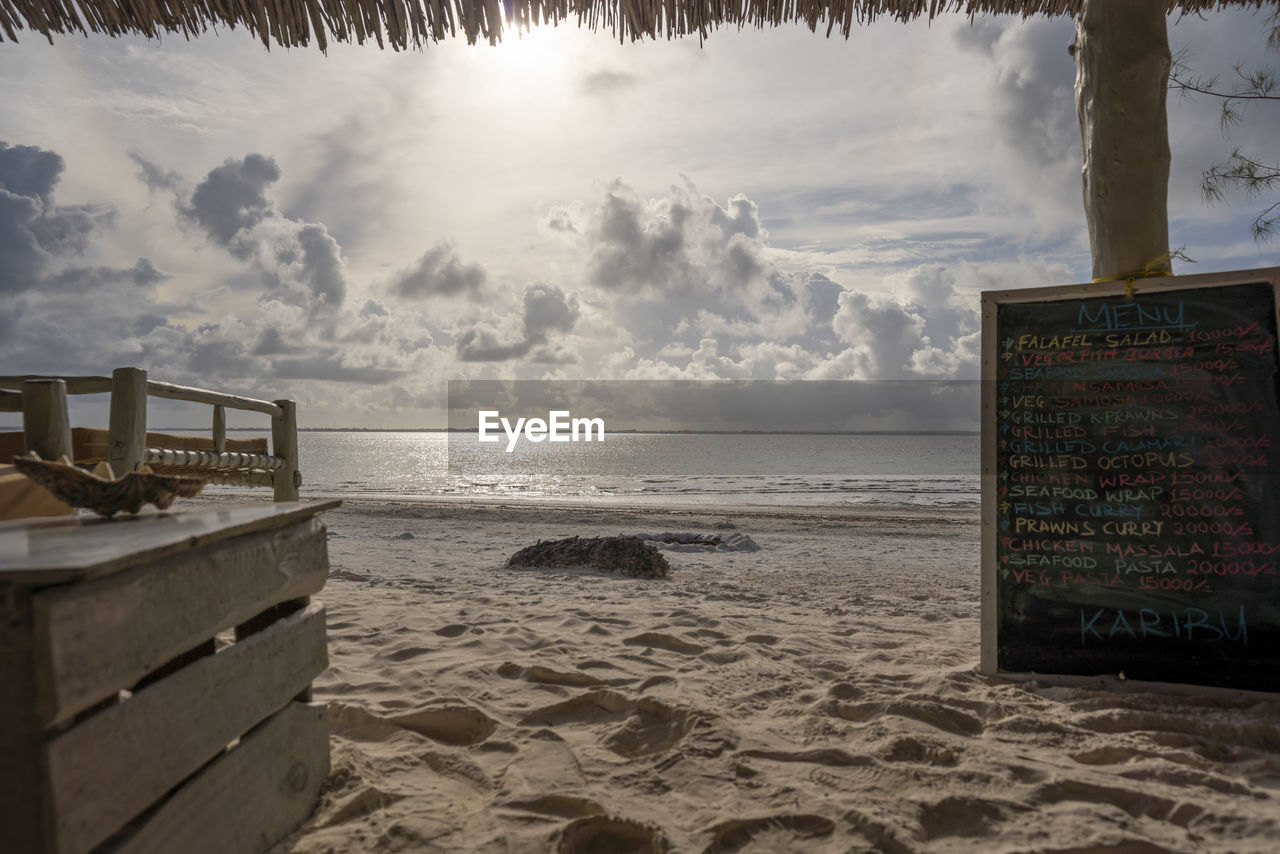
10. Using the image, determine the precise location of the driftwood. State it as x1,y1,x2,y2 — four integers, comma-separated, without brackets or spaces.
506,536,670,579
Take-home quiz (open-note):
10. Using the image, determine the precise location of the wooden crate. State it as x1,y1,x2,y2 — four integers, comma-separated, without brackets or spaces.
0,500,339,854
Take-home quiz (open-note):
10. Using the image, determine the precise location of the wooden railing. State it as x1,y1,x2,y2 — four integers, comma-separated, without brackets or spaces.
0,368,300,501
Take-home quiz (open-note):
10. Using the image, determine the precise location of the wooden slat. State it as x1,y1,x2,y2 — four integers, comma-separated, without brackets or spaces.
979,292,998,676
0,499,340,584
0,376,113,395
109,702,329,854
146,380,283,417
983,265,1280,304
32,516,329,726
44,603,328,854
0,586,52,854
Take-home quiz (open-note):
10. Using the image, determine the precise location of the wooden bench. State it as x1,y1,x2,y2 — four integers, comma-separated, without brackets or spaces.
0,500,338,854
0,367,300,502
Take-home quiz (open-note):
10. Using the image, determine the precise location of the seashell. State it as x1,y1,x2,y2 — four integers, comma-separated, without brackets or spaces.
11,454,205,517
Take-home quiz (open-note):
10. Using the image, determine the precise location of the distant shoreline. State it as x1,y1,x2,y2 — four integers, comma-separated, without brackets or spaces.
0,426,979,435
232,427,980,435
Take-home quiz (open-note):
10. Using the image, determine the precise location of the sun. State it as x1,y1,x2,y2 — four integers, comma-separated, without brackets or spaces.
485,21,573,76
440,21,586,131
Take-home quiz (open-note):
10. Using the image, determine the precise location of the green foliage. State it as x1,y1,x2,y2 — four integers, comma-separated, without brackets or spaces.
1169,10,1280,242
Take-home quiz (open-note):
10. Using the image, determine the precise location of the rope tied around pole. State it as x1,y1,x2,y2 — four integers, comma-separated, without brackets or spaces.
1090,250,1194,299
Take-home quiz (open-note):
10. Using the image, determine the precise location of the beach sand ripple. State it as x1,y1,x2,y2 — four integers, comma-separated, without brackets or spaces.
250,497,1280,853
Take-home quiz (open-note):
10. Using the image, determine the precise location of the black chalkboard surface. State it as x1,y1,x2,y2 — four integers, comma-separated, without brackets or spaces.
981,270,1280,693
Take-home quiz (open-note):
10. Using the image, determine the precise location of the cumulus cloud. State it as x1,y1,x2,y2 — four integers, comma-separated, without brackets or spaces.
0,138,988,427
586,180,769,294
0,142,118,294
271,352,406,383
541,179,989,384
0,142,443,411
827,265,980,379
0,142,64,203
544,208,580,234
955,17,1079,229
456,282,580,362
44,258,170,292
388,241,486,299
171,153,350,313
129,150,183,193
182,153,280,246
521,283,579,343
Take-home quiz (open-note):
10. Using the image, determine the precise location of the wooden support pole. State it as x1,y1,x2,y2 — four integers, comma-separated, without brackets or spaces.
1073,0,1172,280
109,367,148,475
271,400,300,502
22,379,73,462
212,405,226,454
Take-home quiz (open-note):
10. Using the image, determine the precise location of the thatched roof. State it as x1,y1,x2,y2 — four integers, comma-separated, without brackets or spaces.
0,0,1271,52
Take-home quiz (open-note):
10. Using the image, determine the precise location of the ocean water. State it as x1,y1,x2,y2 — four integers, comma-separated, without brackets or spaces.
211,431,980,508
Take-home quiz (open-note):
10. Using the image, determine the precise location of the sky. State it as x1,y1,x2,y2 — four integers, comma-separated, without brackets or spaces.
0,8,1277,428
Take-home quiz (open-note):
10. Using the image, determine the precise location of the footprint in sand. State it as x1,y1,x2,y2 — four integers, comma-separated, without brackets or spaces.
602,698,696,759
385,645,432,662
503,794,605,819
514,663,617,688
434,624,469,637
389,705,498,745
916,796,1004,840
700,815,834,853
827,682,862,701
739,747,874,767
557,815,670,854
419,750,494,792
882,736,959,767
321,785,406,827
623,632,705,655
825,699,984,737
520,690,632,726
520,690,729,759
1034,778,1177,820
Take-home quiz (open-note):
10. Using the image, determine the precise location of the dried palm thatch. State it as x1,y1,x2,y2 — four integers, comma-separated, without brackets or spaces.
506,534,671,578
0,0,1271,53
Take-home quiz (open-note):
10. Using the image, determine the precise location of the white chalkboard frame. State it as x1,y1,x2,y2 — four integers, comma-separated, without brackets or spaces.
980,265,1280,698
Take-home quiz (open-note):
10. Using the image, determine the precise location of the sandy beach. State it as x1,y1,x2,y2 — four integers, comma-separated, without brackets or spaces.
246,496,1280,853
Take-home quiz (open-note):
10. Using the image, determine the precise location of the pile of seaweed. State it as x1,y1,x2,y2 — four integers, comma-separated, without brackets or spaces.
505,535,671,579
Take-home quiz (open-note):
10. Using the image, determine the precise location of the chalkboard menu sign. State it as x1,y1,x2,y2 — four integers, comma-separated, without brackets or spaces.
980,268,1280,693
